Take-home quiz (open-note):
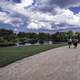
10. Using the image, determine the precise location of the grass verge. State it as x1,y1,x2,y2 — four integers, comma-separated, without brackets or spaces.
0,44,66,67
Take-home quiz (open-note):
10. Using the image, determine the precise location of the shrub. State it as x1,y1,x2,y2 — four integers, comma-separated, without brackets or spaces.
39,40,44,44
0,42,16,47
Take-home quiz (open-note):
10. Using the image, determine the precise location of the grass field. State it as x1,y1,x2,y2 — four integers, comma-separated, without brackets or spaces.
0,44,66,67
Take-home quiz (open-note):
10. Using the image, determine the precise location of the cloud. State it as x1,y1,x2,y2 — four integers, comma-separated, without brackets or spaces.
27,8,80,30
0,0,80,32
4,17,23,27
27,21,52,30
14,28,18,33
14,0,33,8
54,8,80,26
0,11,10,22
33,0,80,12
0,0,33,16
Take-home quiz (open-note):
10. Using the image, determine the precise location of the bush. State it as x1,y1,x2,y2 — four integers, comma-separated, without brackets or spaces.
39,40,44,44
0,42,16,47
28,39,38,44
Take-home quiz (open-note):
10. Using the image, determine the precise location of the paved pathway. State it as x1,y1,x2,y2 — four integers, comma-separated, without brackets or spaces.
0,45,80,80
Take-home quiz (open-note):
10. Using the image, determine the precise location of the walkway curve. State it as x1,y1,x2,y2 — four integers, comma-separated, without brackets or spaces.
0,45,80,80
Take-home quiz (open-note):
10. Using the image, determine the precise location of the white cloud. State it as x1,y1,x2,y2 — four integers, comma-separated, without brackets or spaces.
27,22,40,29
0,0,33,17
15,0,33,8
4,17,25,28
28,8,80,30
5,17,23,23
0,0,80,31
54,8,80,26
27,21,52,30
0,12,9,22
14,28,18,33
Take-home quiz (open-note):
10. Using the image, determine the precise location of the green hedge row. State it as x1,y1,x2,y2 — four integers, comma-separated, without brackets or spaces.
0,42,16,47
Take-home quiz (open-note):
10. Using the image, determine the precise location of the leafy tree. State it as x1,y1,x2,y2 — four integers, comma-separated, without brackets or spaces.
38,33,50,44
0,29,16,42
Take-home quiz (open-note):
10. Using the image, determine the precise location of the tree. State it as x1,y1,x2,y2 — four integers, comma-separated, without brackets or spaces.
0,29,16,42
67,31,73,38
38,33,50,44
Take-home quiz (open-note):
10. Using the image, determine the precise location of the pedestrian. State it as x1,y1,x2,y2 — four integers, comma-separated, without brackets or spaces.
68,38,72,48
73,38,78,48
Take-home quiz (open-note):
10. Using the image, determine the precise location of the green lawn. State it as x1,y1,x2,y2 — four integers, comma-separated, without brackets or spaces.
0,44,66,67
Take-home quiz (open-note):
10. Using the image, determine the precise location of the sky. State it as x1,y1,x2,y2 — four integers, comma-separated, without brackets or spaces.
0,0,80,33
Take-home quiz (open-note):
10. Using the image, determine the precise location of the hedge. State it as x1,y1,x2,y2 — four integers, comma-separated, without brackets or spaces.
0,42,16,47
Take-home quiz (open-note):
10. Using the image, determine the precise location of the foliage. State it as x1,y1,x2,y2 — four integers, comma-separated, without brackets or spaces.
0,42,16,47
0,28,80,46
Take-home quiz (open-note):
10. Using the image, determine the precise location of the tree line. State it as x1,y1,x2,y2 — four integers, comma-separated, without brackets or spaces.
0,29,80,47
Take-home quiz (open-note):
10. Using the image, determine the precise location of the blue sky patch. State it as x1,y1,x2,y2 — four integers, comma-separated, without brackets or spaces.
70,7,80,13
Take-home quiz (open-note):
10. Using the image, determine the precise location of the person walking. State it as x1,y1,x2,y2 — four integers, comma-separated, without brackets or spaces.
73,38,78,48
68,38,72,48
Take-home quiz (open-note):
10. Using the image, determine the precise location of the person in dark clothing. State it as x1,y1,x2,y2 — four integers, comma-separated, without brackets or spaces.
73,38,78,48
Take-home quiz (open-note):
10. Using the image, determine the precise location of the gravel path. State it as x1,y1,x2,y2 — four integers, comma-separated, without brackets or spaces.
0,45,80,80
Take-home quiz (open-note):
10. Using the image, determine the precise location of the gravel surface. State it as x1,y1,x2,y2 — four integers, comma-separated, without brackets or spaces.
0,45,80,80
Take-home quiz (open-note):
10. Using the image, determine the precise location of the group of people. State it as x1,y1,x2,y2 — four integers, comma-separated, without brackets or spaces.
68,38,78,48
